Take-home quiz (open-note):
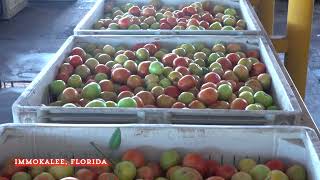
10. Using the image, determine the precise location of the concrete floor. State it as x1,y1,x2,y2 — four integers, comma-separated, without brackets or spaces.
0,0,319,124
0,0,95,81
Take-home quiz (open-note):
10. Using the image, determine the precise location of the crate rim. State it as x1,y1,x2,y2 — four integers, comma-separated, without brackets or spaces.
12,34,302,124
73,0,262,35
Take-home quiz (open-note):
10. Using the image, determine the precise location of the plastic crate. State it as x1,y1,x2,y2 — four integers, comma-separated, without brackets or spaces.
74,0,262,35
12,35,302,124
0,124,319,179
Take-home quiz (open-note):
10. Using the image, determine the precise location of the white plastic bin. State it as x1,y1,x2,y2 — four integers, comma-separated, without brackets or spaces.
74,0,261,35
0,124,319,179
12,35,302,124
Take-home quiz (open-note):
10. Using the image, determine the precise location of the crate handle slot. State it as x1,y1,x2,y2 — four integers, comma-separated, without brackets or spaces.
169,114,273,125
37,110,140,124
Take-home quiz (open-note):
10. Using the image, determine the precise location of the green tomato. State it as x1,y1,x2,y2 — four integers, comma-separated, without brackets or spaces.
85,99,107,107
128,24,141,30
209,62,223,71
245,104,264,110
155,13,165,21
178,92,195,105
50,80,66,96
118,97,137,108
140,23,149,29
194,59,206,67
208,53,221,64
209,22,222,30
223,17,236,27
115,54,129,64
163,67,174,77
194,52,207,60
67,74,82,88
201,48,212,56
149,61,164,75
254,91,273,108
221,26,235,31
63,103,77,108
155,50,167,60
150,22,160,29
106,101,117,107
95,73,108,83
180,43,196,54
114,161,136,180
186,25,200,30
188,63,203,76
136,48,150,61
239,91,254,104
224,8,237,16
146,82,158,91
218,84,233,101
172,48,186,56
81,82,102,100
103,44,116,56
239,86,254,94
108,23,120,30
159,78,171,88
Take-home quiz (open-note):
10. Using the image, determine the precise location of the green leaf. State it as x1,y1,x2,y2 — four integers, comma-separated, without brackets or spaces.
109,128,121,150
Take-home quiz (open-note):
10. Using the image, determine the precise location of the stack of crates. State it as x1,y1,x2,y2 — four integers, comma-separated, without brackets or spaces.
7,0,320,178
13,0,302,125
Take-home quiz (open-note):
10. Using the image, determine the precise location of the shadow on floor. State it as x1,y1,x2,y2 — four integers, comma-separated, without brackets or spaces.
0,0,95,81
0,88,25,123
